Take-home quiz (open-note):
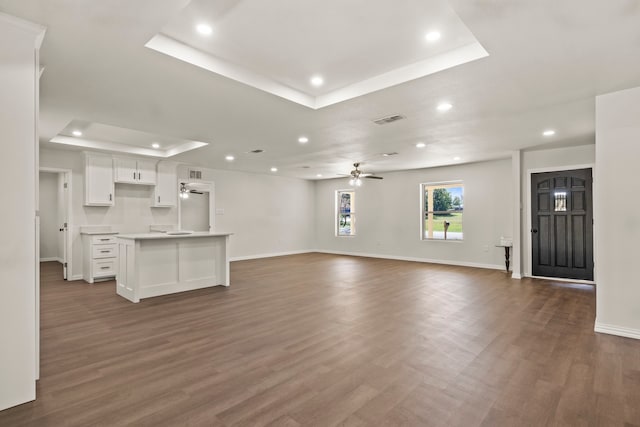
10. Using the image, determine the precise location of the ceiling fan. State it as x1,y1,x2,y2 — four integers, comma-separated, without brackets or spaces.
344,162,383,186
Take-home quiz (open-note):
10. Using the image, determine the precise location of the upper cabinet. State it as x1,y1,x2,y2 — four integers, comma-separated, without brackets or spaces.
84,154,114,206
152,161,178,207
114,158,157,185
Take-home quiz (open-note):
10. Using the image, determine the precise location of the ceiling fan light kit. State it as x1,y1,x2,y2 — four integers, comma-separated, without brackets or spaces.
348,162,383,186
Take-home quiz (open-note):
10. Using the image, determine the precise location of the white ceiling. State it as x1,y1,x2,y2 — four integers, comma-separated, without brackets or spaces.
148,0,487,108
51,120,208,157
1,0,639,180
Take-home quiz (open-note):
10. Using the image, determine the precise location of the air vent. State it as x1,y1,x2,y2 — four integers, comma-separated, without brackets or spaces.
372,114,406,125
189,169,202,180
249,149,264,154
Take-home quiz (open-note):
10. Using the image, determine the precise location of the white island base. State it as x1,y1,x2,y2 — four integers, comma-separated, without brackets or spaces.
116,232,232,303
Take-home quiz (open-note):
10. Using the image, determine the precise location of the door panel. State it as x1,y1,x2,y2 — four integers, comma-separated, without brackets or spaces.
531,168,593,280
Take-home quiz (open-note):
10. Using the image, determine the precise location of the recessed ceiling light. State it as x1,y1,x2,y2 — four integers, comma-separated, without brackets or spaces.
196,24,213,36
225,155,235,161
71,130,82,137
453,156,461,161
543,130,556,136
151,143,160,149
437,103,453,112
298,136,309,144
316,174,323,178
425,31,441,42
416,142,426,148
270,167,278,172
310,76,324,87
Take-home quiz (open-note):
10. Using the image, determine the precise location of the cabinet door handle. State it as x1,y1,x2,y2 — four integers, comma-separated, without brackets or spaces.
158,196,161,203
138,172,141,180
109,193,112,201
133,172,136,180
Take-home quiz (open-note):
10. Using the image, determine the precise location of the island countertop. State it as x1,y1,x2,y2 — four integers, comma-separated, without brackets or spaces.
117,231,233,240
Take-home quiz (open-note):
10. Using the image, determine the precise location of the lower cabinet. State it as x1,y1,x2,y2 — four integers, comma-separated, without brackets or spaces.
82,233,119,283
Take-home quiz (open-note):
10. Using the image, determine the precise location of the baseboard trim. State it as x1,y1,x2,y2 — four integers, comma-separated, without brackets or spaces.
594,320,640,340
511,273,522,280
230,250,314,262
68,274,84,281
40,257,62,263
314,250,505,271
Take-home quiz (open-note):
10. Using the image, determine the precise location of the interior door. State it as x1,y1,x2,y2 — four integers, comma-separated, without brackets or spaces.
531,168,593,280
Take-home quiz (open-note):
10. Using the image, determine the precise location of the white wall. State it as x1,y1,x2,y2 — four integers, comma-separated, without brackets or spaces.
39,172,60,260
178,166,316,259
315,158,513,269
40,148,178,279
520,144,595,276
0,13,43,411
595,86,640,338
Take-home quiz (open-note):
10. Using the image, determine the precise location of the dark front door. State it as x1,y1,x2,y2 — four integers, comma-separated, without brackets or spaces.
531,168,593,280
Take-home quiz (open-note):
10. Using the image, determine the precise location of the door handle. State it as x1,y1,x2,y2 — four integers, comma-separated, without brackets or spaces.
59,228,64,232
531,228,538,234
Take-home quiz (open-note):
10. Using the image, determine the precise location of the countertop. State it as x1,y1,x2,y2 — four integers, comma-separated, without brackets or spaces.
117,231,233,240
80,231,119,235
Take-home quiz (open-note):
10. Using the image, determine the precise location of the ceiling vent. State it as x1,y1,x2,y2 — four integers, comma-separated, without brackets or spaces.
372,114,406,125
189,169,202,180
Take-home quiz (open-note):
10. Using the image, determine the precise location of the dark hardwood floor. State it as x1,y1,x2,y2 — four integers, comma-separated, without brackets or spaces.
1,254,639,426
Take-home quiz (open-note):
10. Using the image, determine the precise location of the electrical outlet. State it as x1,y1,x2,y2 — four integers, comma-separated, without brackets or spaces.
215,208,224,215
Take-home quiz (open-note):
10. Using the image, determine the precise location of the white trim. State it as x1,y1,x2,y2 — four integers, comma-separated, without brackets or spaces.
67,274,84,281
230,250,314,262
525,164,595,278
594,320,640,340
511,151,522,279
0,12,46,48
524,274,595,285
315,250,505,271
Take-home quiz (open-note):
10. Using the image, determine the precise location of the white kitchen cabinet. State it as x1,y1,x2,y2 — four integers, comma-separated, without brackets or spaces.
82,233,119,283
84,153,114,206
152,161,178,207
114,157,157,185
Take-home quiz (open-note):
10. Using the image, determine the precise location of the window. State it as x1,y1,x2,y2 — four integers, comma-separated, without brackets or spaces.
421,182,464,240
336,190,355,236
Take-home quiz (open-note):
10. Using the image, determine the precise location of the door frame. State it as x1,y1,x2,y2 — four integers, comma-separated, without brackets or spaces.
38,167,73,278
177,180,215,232
525,163,596,283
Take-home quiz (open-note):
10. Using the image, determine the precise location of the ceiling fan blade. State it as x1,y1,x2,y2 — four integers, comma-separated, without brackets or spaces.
364,175,383,180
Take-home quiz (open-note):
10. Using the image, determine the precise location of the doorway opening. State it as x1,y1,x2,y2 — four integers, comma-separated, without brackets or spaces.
529,167,594,281
38,168,72,279
178,181,215,232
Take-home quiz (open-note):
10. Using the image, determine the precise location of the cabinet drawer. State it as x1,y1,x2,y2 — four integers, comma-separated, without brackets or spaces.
93,259,117,277
92,244,117,259
91,235,118,244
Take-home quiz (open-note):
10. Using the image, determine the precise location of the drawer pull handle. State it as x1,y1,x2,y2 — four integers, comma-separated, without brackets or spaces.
100,266,110,270
100,250,110,253
99,238,110,241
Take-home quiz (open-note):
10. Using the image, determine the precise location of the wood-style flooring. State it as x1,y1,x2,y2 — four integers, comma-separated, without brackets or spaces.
1,254,639,426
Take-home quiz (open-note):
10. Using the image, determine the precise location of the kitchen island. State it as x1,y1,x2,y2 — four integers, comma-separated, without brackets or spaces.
116,232,232,303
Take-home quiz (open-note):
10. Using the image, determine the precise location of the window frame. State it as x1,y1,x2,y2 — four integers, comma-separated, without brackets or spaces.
336,189,356,237
420,181,464,241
